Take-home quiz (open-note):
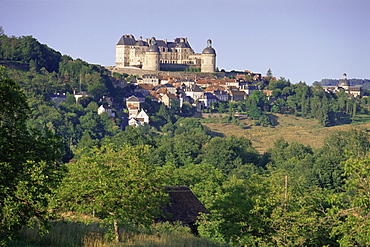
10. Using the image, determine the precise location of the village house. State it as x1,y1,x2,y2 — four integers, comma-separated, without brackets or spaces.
178,93,193,107
135,84,154,96
142,74,160,85
126,95,141,118
74,91,93,102
213,90,230,102
195,79,212,88
180,78,196,87
50,93,67,108
225,78,241,87
229,90,246,102
136,110,149,124
157,83,177,94
185,85,204,101
97,104,115,117
126,95,150,126
199,92,219,108
240,84,259,95
160,92,179,108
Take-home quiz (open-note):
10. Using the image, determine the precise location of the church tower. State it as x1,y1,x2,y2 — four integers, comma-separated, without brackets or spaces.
201,39,216,73
142,37,160,71
338,73,350,90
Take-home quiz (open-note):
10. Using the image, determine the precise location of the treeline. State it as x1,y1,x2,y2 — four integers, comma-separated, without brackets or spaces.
207,78,368,127
0,34,62,72
318,78,370,89
0,32,128,101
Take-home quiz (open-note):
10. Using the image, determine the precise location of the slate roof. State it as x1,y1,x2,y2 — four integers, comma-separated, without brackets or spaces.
117,35,194,52
117,35,137,45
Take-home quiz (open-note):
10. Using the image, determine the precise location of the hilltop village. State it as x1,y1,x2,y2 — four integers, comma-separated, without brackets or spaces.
101,35,361,127
114,72,266,127
95,35,268,127
49,35,364,128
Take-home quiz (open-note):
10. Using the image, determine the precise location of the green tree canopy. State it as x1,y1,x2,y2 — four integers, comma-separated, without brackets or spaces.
55,143,167,243
329,156,370,246
201,136,260,174
0,67,63,244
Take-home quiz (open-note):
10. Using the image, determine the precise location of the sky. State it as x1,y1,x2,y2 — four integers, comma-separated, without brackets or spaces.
0,0,369,84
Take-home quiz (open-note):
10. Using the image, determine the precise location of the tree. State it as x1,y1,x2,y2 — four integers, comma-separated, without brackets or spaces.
198,175,273,245
56,143,167,243
201,136,260,174
198,171,335,246
0,67,63,244
65,93,76,105
266,68,273,79
314,129,370,190
329,156,370,246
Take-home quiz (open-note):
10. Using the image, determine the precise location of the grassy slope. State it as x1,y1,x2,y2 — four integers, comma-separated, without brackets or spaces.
202,113,370,153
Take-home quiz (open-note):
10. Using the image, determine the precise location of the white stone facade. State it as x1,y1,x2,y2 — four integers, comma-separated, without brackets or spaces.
115,35,216,73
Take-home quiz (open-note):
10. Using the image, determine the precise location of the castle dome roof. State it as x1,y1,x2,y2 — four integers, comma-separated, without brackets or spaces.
202,47,216,54
147,45,159,52
202,39,216,54
147,37,159,52
338,73,349,87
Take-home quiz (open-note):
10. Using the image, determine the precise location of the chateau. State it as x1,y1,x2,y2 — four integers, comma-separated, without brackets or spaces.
115,35,216,73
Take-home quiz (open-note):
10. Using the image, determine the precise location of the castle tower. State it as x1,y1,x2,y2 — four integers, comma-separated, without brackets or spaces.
201,39,216,73
142,37,160,71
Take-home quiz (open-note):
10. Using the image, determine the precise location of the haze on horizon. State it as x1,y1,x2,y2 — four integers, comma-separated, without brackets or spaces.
0,0,369,84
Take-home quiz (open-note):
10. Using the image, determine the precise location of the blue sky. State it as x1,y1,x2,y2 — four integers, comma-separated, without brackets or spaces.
1,0,369,84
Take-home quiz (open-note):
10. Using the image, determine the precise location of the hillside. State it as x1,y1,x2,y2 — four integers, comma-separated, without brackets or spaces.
202,113,370,153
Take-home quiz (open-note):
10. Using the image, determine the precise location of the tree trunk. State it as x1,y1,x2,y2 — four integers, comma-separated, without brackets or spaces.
113,218,120,243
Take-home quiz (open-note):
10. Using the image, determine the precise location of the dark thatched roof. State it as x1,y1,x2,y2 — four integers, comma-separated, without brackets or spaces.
157,186,207,225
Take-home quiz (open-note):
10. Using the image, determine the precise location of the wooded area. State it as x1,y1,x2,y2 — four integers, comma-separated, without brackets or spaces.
1,33,370,246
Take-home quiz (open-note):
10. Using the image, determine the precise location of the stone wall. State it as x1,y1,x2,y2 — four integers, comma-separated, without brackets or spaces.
105,66,225,78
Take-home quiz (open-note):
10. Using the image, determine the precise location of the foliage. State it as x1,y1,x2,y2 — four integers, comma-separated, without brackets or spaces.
314,128,370,190
329,156,370,246
201,136,260,174
0,68,63,244
198,172,335,246
55,143,168,242
0,34,62,72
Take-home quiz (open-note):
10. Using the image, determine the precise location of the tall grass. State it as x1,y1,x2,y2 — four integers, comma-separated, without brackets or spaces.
15,221,109,247
12,221,223,247
202,113,370,153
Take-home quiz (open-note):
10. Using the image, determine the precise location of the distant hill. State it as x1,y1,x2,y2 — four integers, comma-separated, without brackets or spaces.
0,34,62,72
315,78,370,89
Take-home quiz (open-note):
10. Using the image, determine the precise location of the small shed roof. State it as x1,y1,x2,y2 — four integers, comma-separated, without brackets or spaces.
158,186,207,225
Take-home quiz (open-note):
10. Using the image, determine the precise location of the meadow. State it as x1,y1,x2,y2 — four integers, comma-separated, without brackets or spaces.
11,220,221,247
202,113,370,153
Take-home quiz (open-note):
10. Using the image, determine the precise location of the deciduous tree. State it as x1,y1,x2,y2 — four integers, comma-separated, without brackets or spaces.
0,68,63,244
55,143,167,243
